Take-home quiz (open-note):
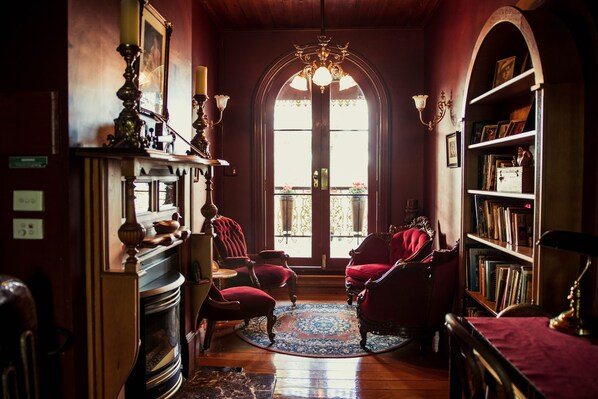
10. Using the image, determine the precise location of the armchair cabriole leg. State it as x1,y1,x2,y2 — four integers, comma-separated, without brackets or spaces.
267,311,276,344
347,294,353,306
288,274,298,305
359,324,368,348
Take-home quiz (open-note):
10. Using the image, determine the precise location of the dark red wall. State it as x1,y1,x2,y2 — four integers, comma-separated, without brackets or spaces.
216,28,426,250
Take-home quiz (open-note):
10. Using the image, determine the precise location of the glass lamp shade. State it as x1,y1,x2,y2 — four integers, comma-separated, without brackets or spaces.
290,74,308,91
214,95,230,111
412,95,428,111
339,74,357,91
312,66,333,87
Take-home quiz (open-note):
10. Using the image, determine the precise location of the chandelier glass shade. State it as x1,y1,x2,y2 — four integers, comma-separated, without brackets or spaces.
291,0,356,93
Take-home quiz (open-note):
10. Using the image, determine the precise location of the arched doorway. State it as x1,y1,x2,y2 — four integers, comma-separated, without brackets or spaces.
253,52,390,271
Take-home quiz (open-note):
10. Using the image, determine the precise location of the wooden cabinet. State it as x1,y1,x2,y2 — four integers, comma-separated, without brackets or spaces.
460,6,585,316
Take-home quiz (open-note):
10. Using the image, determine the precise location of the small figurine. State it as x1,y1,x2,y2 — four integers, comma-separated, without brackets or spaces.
514,147,533,166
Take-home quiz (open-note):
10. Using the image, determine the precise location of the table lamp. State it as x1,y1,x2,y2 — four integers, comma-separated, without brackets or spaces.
537,230,598,336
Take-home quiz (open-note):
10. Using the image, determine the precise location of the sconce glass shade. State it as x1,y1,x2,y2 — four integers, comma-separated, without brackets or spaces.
312,66,333,87
214,95,230,111
339,74,357,91
290,74,308,91
412,95,428,111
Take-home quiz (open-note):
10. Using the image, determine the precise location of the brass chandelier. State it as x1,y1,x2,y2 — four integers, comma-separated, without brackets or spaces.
291,0,356,93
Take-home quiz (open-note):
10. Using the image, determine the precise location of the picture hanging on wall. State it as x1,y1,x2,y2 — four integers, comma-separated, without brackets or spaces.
446,131,461,168
138,3,172,120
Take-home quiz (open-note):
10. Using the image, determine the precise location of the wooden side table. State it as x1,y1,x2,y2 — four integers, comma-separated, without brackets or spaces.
212,268,237,288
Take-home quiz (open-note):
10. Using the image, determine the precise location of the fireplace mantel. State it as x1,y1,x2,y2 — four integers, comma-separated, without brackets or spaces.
79,148,226,398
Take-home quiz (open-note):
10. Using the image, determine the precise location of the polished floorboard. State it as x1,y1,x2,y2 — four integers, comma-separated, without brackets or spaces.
196,286,450,399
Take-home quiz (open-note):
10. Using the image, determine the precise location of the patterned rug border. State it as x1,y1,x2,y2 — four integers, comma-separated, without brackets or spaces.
234,302,412,358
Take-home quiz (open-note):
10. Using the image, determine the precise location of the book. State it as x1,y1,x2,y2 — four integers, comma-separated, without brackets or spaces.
467,247,501,291
484,260,512,302
495,265,512,311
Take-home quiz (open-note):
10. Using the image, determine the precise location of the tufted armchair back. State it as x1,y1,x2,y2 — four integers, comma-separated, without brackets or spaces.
212,216,249,258
389,227,435,264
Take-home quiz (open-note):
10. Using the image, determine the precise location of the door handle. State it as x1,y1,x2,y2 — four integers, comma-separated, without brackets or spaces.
313,170,319,188
321,168,328,190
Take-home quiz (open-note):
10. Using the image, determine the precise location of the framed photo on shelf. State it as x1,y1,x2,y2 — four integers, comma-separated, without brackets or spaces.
480,124,498,142
507,120,527,136
138,3,173,120
493,56,516,87
497,120,511,138
446,131,461,168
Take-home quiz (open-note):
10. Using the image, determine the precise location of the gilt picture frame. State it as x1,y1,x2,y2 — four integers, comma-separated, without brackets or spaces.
446,131,461,168
138,3,172,120
493,56,516,88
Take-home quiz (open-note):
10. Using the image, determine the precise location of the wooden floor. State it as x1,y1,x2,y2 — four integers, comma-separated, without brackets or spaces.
196,286,450,399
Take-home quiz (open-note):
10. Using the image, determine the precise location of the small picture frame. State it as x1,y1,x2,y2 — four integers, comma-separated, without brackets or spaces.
138,4,173,120
446,131,461,168
493,56,516,88
481,124,498,142
471,121,490,144
497,120,511,139
507,119,527,136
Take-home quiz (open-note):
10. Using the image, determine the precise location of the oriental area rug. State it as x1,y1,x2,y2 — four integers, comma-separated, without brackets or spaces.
235,303,411,357
175,367,276,399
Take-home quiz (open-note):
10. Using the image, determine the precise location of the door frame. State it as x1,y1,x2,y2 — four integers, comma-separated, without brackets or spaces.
251,50,391,261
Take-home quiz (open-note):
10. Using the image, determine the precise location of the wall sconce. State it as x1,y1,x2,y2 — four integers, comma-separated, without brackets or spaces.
412,91,453,131
537,230,598,336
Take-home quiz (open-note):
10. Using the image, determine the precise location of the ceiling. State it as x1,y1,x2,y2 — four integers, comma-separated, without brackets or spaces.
198,0,442,30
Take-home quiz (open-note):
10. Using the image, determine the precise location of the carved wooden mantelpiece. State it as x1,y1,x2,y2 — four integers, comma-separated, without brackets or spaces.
78,148,227,398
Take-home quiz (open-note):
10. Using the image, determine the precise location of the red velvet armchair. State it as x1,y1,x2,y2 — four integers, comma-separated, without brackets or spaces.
356,242,459,351
212,215,298,304
345,216,435,305
196,283,276,350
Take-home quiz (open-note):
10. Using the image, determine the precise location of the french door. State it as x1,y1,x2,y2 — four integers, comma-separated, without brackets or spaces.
269,74,373,270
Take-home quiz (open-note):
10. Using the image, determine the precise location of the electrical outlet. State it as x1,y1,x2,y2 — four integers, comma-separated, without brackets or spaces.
13,219,44,240
13,190,45,211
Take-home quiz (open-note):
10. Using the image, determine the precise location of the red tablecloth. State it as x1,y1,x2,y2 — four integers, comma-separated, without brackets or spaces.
467,317,598,399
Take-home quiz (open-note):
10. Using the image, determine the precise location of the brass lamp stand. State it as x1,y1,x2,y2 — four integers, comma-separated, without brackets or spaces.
537,230,598,336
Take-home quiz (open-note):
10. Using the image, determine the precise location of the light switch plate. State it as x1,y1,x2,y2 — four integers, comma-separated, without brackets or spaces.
13,219,44,239
13,190,44,211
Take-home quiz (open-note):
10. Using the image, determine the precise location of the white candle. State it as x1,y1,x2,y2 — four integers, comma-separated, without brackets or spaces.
195,66,208,95
120,0,140,45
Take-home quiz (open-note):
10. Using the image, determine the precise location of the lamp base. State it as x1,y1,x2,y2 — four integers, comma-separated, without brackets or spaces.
549,308,593,336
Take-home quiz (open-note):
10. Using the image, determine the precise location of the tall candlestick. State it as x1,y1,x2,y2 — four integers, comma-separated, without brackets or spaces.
195,66,207,96
120,0,140,46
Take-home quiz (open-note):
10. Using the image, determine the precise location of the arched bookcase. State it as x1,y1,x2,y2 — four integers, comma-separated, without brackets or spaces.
459,6,585,316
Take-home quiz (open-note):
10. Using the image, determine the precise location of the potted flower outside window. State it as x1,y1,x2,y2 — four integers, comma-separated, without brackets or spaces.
349,182,367,235
280,185,294,236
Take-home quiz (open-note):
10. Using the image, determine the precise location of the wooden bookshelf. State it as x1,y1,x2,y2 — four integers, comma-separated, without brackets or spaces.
459,6,585,316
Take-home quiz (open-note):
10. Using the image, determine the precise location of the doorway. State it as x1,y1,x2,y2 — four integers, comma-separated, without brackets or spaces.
268,74,371,270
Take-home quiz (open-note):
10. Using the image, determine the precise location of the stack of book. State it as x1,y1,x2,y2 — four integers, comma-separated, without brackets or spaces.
473,195,533,246
466,247,533,312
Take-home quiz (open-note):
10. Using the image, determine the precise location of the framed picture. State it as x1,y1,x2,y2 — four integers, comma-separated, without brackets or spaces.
471,121,490,144
497,120,511,139
138,4,172,120
507,119,527,136
481,124,498,142
446,131,461,168
493,56,516,88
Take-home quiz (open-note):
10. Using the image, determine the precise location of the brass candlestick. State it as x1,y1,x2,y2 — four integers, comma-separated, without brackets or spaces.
189,94,211,158
106,44,148,149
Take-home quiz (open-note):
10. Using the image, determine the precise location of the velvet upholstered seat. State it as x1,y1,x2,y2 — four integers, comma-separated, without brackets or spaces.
356,242,459,351
196,283,276,350
212,215,298,304
345,216,435,305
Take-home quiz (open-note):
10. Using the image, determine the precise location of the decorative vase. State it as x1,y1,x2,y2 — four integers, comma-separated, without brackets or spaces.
280,195,294,236
351,196,366,235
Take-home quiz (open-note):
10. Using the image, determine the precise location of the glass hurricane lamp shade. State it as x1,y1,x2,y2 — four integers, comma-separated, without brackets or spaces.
412,95,428,111
339,74,357,91
290,74,308,91
214,95,230,111
312,65,333,87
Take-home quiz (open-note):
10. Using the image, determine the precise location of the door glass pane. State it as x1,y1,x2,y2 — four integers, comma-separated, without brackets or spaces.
273,75,312,257
329,84,369,258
